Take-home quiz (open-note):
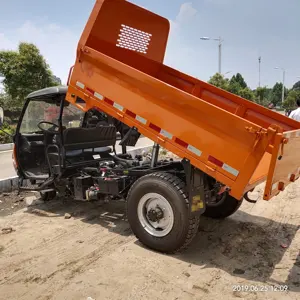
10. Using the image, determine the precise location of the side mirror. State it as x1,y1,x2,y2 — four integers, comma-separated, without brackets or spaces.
0,107,3,127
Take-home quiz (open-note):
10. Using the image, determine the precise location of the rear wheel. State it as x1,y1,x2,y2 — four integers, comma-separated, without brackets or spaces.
126,172,200,253
203,192,243,219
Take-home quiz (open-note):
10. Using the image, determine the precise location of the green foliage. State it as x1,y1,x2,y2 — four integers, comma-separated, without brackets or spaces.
208,72,255,101
255,86,270,106
270,82,288,106
239,88,255,101
0,43,56,107
0,92,18,110
230,73,247,89
227,81,241,95
208,73,229,90
283,90,300,109
292,81,300,91
228,73,255,101
0,122,14,144
208,72,279,106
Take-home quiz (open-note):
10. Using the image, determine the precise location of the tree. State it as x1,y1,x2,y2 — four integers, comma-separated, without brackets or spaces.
0,43,56,108
227,81,241,95
208,73,229,90
239,87,255,101
227,73,250,99
230,73,247,89
283,90,300,109
52,75,62,85
255,86,270,106
270,82,288,106
0,92,19,109
292,81,300,91
227,73,256,101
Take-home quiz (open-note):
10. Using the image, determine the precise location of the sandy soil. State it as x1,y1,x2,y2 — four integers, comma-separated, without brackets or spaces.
0,191,33,217
0,180,299,300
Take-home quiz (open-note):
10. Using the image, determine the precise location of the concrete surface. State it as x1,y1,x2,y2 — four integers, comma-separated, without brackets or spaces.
0,176,20,193
0,150,15,179
0,143,13,151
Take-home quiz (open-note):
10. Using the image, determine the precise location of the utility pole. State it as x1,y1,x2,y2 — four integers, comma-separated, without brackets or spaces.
282,69,285,104
274,67,286,105
258,56,261,88
218,37,222,74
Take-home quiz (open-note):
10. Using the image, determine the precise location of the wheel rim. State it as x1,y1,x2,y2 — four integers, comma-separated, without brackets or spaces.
137,193,174,237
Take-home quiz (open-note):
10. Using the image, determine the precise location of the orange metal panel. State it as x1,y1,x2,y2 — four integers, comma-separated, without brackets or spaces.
264,130,300,200
244,152,271,192
66,0,300,201
66,50,274,199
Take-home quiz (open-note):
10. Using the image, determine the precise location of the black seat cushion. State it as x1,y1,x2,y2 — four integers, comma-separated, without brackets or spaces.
66,146,112,158
63,126,116,151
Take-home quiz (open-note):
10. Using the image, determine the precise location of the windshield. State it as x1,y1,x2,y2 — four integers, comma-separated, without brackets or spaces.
20,98,85,134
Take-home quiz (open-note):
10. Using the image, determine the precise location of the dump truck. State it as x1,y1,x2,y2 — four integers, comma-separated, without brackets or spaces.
1,0,300,253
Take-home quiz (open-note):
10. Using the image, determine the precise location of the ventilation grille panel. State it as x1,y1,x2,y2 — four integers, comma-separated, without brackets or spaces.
116,24,152,54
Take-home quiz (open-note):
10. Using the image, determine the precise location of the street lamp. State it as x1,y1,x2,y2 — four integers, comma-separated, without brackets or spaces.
274,67,285,104
221,71,231,78
200,36,223,74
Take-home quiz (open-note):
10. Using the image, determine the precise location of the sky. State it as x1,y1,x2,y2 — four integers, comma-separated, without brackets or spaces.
0,0,299,89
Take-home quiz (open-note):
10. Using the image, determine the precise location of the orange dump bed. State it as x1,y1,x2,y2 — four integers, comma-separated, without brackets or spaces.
66,0,300,200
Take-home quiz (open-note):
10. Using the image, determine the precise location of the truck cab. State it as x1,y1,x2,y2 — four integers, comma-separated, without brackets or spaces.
12,86,85,181
3,86,135,195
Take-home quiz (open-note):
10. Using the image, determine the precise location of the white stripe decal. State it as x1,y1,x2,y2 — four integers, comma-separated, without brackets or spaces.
187,145,202,157
94,92,104,100
160,129,173,139
136,115,147,125
113,102,124,111
222,163,239,177
76,81,85,89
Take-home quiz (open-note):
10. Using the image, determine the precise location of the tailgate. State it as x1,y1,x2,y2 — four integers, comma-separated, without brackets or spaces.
264,129,300,200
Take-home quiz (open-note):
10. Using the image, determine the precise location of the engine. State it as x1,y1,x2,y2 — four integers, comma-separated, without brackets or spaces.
73,159,133,201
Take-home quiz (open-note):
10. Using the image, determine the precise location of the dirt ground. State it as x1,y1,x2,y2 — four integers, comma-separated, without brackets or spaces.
0,179,299,299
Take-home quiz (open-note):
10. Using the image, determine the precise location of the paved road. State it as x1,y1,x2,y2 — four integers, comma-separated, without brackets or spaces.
0,150,15,179
0,137,154,180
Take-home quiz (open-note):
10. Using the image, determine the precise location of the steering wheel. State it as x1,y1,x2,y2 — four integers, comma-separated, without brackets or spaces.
37,121,60,134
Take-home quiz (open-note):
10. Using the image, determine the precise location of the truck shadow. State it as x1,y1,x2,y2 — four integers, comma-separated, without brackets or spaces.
26,198,132,237
25,199,300,292
173,210,300,293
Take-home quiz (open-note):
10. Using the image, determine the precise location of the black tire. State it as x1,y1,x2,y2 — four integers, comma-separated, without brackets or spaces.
203,193,243,219
126,172,200,253
40,190,56,202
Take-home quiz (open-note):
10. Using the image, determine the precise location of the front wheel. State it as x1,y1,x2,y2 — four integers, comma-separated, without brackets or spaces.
126,172,200,253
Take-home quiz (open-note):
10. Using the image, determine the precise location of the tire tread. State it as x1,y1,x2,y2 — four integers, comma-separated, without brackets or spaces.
126,172,200,253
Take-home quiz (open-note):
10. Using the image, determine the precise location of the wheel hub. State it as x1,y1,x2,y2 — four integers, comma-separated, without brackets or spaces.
147,206,164,222
137,193,174,237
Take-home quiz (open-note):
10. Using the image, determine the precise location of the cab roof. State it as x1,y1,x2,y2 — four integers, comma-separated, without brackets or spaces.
26,86,68,99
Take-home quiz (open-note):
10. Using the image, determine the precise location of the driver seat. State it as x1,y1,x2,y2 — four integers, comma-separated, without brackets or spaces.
47,125,117,173
63,125,116,158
